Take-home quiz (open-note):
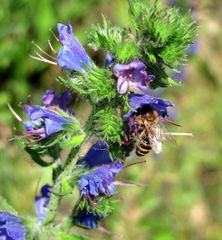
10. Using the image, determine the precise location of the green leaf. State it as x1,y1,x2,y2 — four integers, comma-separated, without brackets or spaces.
128,0,197,88
93,106,126,144
59,66,116,103
88,15,140,62
0,196,18,215
60,134,85,148
129,0,196,67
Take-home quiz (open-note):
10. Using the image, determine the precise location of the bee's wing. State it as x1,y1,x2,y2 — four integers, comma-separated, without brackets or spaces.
149,135,162,154
154,122,175,144
148,122,175,154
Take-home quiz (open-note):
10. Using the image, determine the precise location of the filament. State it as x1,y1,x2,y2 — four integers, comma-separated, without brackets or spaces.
113,180,146,187
48,40,58,54
167,132,193,137
32,41,57,60
30,54,57,65
7,103,23,123
49,28,60,42
27,136,45,145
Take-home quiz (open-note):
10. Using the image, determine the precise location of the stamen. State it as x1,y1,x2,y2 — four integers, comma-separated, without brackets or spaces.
9,135,37,142
97,226,120,237
9,129,46,142
9,129,45,141
123,160,147,169
32,41,56,61
163,117,181,127
167,132,193,137
27,136,45,145
86,194,96,208
30,54,57,65
7,103,23,123
32,41,57,60
26,129,46,135
113,180,146,187
48,40,58,54
49,28,60,43
9,136,24,142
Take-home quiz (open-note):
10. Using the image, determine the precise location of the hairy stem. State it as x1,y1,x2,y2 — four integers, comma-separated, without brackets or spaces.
42,135,90,226
42,108,94,227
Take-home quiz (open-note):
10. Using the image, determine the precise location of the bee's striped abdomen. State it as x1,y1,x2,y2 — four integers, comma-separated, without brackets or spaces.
136,138,152,156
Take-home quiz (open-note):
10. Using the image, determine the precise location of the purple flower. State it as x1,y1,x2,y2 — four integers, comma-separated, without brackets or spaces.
35,184,51,223
23,105,73,139
0,212,26,240
113,60,155,94
79,140,112,169
73,209,107,229
124,93,174,120
31,23,91,72
78,161,123,197
57,23,91,72
42,90,72,112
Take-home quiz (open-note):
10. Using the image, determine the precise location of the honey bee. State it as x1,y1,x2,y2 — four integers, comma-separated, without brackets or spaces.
133,110,173,156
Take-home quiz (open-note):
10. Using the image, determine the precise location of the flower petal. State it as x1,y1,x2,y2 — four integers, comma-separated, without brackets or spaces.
57,23,91,72
81,141,112,168
113,60,155,94
124,94,174,120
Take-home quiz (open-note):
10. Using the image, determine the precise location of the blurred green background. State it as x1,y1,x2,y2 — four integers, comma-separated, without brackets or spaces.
0,0,222,239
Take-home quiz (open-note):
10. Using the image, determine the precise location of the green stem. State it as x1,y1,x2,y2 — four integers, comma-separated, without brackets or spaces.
42,108,94,227
64,146,81,168
42,139,88,226
42,162,74,225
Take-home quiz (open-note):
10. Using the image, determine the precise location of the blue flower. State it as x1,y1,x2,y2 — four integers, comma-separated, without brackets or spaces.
79,140,112,169
57,23,91,72
23,105,73,139
113,60,155,94
0,212,26,240
78,161,123,198
78,140,123,198
124,93,174,120
73,209,107,229
35,184,51,223
41,90,72,112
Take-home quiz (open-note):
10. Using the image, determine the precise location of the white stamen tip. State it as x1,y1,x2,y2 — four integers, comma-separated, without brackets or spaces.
168,132,193,137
